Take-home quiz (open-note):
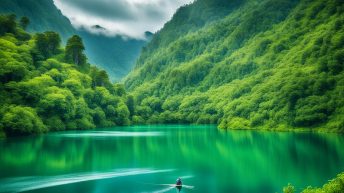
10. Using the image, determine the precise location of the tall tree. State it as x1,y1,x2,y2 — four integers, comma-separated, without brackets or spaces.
34,31,61,59
126,95,135,117
65,35,86,66
19,16,30,30
90,67,111,88
45,31,61,55
34,33,48,58
0,14,16,35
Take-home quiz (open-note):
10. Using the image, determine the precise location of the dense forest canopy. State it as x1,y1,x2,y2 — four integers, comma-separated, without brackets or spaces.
125,0,344,132
0,14,131,137
1,0,344,137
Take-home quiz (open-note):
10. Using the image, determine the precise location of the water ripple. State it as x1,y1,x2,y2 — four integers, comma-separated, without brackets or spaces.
0,168,174,193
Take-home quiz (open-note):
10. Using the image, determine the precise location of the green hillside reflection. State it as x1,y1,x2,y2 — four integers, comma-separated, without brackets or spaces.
1,125,343,193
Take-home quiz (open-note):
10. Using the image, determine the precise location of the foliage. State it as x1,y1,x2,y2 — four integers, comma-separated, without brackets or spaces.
282,172,344,193
0,14,16,35
19,16,29,29
0,14,131,137
0,0,75,39
125,0,344,132
0,0,149,81
1,105,46,136
301,172,344,193
65,35,86,66
34,31,61,59
283,184,295,193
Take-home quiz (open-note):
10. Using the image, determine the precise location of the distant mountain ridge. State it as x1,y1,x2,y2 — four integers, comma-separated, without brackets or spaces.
0,0,75,39
0,0,148,81
77,28,147,80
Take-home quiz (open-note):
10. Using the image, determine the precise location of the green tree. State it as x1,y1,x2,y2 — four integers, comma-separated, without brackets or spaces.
34,31,61,59
2,106,46,136
0,14,16,35
126,95,135,117
37,87,76,120
92,107,109,127
19,16,30,30
283,184,295,193
141,96,162,112
45,116,65,131
65,35,86,66
0,61,28,83
96,70,110,87
115,104,130,125
90,67,111,88
45,31,61,55
35,33,48,58
113,84,126,96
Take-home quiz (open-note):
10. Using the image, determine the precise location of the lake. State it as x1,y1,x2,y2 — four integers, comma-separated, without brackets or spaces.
0,125,344,193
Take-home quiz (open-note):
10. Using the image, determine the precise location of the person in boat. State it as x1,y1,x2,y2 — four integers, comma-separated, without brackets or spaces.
176,178,182,192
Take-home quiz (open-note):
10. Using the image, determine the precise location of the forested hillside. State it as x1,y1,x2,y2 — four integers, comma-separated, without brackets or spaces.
0,0,75,40
125,0,344,132
0,0,148,81
0,15,132,137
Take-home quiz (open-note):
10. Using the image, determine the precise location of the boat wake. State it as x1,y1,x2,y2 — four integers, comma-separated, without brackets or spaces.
141,184,194,193
140,175,195,193
0,168,173,193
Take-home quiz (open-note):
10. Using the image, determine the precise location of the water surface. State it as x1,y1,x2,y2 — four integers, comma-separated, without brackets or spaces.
1,125,344,193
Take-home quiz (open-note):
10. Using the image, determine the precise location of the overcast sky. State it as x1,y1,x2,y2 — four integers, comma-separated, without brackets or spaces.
53,0,192,39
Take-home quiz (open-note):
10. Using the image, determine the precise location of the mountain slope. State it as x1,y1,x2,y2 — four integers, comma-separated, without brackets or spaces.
0,0,148,81
125,0,344,132
78,29,147,81
0,0,75,39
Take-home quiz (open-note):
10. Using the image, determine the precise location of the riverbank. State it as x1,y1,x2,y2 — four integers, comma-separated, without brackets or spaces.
301,172,344,193
283,172,344,193
1,121,344,139
221,125,344,134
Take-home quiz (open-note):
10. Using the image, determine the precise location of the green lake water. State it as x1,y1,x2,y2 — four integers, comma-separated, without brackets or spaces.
1,125,344,193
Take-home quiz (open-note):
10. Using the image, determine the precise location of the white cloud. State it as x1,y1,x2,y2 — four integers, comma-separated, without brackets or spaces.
53,0,192,39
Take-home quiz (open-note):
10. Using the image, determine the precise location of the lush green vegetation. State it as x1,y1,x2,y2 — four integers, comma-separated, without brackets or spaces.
282,172,344,193
0,0,74,39
0,0,148,81
125,0,344,132
1,0,343,134
301,172,344,193
0,14,131,137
